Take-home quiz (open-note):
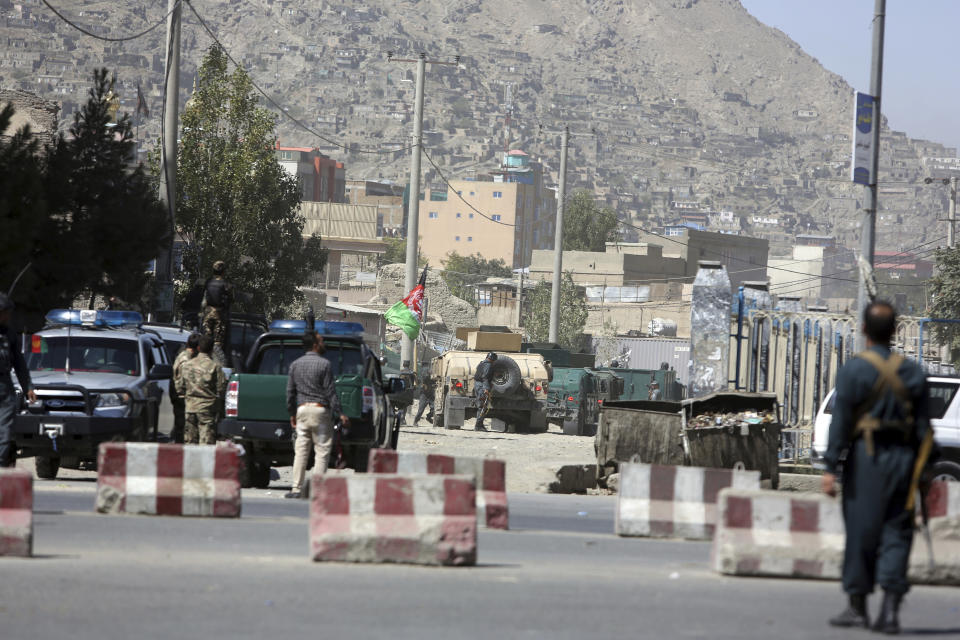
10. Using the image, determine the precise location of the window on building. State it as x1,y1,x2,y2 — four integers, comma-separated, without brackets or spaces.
457,191,462,196
469,191,475,196
493,191,503,198
469,213,474,219
456,212,461,218
492,214,501,222
428,212,438,219
455,236,460,241
467,237,472,242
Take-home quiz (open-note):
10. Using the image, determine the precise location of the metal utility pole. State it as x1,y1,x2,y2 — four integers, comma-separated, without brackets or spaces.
389,52,460,367
855,0,885,348
156,0,181,320
548,126,569,344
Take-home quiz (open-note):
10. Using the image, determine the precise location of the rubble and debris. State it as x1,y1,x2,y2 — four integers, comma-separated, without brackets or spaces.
687,411,777,429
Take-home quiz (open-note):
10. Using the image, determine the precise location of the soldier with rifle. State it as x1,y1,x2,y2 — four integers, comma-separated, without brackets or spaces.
822,300,939,634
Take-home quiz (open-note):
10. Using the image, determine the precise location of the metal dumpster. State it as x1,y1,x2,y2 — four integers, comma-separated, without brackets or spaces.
595,391,781,488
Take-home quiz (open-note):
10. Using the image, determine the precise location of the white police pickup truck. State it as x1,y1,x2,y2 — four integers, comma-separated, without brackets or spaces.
811,376,960,481
13,309,173,479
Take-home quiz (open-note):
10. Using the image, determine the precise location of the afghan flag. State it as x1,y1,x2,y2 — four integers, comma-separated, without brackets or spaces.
385,267,427,340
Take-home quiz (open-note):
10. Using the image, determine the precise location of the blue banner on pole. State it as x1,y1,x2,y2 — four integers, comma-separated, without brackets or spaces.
851,91,875,185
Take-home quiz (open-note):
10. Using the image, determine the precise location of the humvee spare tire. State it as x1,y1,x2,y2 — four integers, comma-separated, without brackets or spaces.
490,356,522,395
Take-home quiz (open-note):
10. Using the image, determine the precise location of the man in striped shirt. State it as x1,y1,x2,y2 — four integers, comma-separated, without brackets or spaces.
284,331,349,499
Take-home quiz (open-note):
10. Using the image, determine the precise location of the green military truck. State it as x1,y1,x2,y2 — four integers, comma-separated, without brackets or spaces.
218,320,404,488
546,367,625,436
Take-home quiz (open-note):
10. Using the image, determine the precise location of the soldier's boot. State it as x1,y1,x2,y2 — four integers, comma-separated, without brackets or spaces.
871,591,902,635
829,594,869,628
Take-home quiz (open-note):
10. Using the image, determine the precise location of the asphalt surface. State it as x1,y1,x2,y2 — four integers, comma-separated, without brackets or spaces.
2,481,959,639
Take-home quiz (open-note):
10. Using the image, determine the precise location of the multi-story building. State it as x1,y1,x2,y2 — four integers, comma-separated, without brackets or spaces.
345,180,404,236
416,150,557,268
275,143,345,202
637,228,769,289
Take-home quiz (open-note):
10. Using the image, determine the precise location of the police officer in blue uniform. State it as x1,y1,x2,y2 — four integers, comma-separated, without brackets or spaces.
0,294,36,468
822,300,936,634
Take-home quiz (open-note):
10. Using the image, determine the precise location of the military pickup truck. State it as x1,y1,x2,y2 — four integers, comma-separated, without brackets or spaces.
546,367,624,436
431,349,550,433
218,320,404,488
13,309,173,479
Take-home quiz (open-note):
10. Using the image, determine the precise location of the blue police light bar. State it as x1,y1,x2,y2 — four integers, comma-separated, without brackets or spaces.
268,319,364,336
45,309,143,328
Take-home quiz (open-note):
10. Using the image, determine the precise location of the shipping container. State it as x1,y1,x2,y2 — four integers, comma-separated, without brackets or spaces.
591,336,691,386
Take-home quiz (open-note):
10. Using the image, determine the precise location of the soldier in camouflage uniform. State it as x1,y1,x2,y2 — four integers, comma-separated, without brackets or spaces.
175,334,227,445
201,261,233,364
170,333,200,444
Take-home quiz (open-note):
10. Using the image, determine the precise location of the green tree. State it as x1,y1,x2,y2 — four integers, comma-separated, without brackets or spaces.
522,272,588,349
52,69,168,307
562,190,619,252
441,252,512,307
1,70,167,327
175,46,327,314
930,247,960,362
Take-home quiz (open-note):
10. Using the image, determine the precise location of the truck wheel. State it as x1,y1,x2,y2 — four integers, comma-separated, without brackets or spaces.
490,356,522,395
563,412,584,436
350,446,370,472
36,456,60,480
932,460,960,482
252,463,272,489
239,457,255,489
432,388,445,428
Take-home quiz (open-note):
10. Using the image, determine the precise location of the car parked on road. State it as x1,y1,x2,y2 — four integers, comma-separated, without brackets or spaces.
811,376,960,481
13,309,173,479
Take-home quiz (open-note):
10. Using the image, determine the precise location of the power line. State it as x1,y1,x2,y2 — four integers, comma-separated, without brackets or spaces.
41,0,178,42
183,0,415,156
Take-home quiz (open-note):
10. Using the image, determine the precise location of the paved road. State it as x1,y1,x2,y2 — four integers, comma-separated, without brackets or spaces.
2,482,958,639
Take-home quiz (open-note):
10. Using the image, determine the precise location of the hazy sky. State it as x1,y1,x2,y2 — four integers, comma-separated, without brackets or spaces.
740,0,960,153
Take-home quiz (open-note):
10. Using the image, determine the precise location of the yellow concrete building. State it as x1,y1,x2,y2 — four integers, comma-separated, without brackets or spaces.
417,152,557,268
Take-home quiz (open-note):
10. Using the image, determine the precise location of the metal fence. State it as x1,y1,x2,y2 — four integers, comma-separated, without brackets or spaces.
728,310,945,429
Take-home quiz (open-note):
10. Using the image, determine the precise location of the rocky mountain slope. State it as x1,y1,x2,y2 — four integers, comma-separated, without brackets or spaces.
2,0,953,259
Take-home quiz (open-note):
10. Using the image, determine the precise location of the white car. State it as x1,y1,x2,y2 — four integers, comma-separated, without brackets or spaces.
811,376,960,482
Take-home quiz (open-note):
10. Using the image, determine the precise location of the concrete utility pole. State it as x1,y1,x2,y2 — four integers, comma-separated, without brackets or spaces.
388,53,460,367
949,176,957,249
855,0,885,348
156,0,181,320
400,53,426,368
548,126,569,344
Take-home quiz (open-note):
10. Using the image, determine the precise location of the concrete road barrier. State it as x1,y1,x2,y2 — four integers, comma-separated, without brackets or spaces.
713,483,960,585
368,449,507,529
96,442,241,517
615,462,760,540
310,473,477,566
0,468,32,557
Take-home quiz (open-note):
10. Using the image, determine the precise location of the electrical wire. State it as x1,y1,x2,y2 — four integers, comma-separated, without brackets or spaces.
183,0,415,156
41,0,178,42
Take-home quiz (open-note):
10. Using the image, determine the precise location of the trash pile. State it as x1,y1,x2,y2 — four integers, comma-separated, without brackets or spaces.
687,410,777,429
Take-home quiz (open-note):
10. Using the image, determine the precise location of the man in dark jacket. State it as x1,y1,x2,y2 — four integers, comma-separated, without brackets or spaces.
0,294,36,468
473,352,497,432
413,372,435,425
823,301,936,633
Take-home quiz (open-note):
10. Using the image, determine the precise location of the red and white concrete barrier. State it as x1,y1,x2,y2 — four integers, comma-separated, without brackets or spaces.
615,462,760,540
713,483,960,585
368,449,508,529
0,468,32,557
712,488,844,579
96,442,242,517
310,473,477,566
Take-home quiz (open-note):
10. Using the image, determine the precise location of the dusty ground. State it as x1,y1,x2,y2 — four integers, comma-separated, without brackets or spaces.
15,402,818,495
396,416,597,493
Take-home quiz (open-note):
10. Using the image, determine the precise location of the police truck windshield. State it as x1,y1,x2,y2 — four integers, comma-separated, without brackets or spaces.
256,341,365,377
27,337,141,376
